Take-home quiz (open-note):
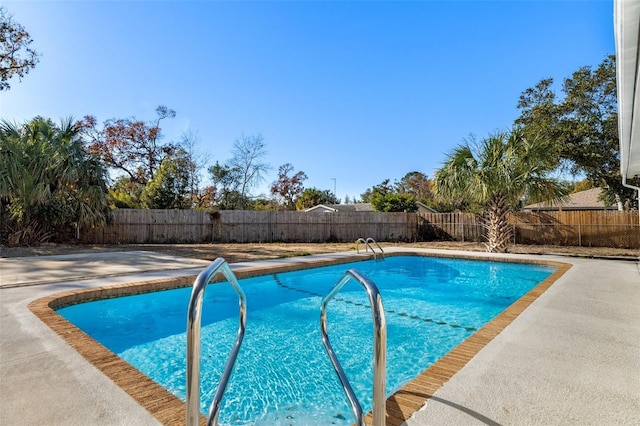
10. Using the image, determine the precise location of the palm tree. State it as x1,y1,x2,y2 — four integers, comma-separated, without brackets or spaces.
434,129,568,253
0,117,109,245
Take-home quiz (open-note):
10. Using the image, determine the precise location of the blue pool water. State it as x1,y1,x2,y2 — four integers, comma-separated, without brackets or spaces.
58,256,554,425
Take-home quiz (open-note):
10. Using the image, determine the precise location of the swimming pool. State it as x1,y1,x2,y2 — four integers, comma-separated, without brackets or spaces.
57,255,555,425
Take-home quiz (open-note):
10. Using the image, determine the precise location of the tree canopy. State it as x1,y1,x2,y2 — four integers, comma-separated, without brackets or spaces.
295,188,339,210
395,171,434,201
0,117,109,245
81,105,177,186
140,151,191,209
208,161,243,209
227,133,270,209
0,6,39,90
435,129,568,252
361,179,394,203
270,163,307,210
360,172,437,212
515,55,637,208
179,130,209,208
371,193,418,212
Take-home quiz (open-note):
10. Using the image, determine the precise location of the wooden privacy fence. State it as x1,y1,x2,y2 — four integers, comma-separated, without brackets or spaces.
80,209,640,248
417,212,483,242
513,210,640,248
80,209,418,244
418,210,640,249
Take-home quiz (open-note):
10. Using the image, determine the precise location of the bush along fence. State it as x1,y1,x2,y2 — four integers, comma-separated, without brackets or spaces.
78,209,640,249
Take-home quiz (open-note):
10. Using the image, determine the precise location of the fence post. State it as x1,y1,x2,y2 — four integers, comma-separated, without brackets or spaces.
578,223,582,247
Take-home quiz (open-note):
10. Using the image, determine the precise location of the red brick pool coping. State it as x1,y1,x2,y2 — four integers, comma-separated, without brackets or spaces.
28,252,571,426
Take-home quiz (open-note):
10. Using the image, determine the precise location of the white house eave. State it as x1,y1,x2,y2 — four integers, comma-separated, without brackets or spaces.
615,0,640,179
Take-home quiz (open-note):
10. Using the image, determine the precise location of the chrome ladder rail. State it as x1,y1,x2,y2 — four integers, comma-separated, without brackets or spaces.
366,237,384,259
356,237,384,260
320,269,387,426
186,258,247,426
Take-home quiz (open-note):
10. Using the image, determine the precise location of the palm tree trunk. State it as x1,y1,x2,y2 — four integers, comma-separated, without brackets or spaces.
483,194,512,253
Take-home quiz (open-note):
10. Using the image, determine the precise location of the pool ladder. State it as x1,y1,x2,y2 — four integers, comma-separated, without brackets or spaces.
321,268,387,426
186,258,247,426
356,237,385,260
186,259,387,426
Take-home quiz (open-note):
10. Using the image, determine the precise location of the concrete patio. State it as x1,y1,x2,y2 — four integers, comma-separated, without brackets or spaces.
0,249,638,425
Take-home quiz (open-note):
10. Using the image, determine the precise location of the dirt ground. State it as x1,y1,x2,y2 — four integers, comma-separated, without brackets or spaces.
1,241,637,262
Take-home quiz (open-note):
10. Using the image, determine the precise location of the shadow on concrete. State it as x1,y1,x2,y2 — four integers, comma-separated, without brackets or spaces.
387,389,502,426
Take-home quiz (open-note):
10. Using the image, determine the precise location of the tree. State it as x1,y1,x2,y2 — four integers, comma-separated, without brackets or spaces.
82,105,177,185
208,161,243,209
361,174,435,209
194,185,217,210
108,176,143,208
227,133,270,209
515,55,638,208
395,172,432,197
394,171,436,208
360,179,394,203
571,179,596,193
371,193,418,212
140,152,190,209
179,130,210,208
270,163,307,210
0,6,39,91
295,188,339,210
250,197,280,211
434,130,568,253
0,117,109,245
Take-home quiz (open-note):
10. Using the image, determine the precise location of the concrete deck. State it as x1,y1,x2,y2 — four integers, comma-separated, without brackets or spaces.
0,249,638,425
0,251,212,288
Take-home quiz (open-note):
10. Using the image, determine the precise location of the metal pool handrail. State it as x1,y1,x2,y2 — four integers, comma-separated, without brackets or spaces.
320,269,387,426
366,237,384,259
355,237,384,260
186,258,247,426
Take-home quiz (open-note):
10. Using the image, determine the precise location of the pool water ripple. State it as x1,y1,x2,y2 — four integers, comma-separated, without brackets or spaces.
273,273,478,333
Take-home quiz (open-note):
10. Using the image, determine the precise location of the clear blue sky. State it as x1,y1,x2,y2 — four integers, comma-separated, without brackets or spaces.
1,0,615,202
